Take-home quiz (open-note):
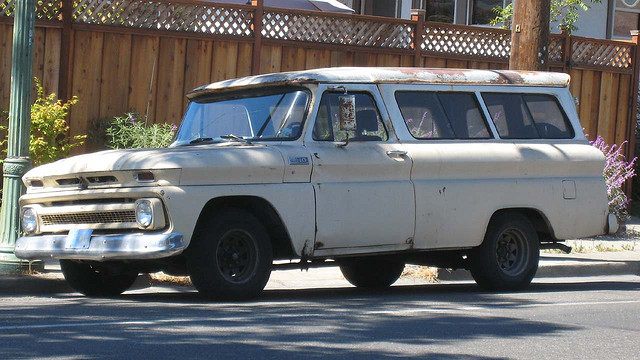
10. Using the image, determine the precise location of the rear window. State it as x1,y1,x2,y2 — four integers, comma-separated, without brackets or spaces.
482,93,574,139
395,91,490,139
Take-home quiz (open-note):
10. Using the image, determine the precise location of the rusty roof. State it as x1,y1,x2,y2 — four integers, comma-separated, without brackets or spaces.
187,67,570,98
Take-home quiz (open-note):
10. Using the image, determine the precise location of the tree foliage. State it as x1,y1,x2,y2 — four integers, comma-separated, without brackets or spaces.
490,0,602,34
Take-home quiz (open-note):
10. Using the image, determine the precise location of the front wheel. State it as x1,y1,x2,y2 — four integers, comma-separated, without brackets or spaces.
339,256,405,289
469,213,540,291
187,209,273,300
60,260,138,296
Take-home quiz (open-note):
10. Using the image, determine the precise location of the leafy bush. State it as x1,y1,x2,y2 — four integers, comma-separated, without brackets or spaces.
591,136,637,221
105,113,177,149
1,78,85,167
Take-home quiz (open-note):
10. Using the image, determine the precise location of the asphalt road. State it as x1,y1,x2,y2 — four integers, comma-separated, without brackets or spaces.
1,275,640,360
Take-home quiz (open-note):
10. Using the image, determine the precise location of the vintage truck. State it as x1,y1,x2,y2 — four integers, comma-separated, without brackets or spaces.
15,67,616,299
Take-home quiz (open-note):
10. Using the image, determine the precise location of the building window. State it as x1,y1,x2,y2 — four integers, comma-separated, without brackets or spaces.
351,0,401,17
613,0,640,38
471,0,508,25
413,0,455,23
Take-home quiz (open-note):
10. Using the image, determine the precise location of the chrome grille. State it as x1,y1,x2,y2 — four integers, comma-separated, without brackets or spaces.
41,211,137,226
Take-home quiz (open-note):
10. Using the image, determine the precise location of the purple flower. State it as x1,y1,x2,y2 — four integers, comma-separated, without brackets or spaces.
128,113,135,125
170,124,178,133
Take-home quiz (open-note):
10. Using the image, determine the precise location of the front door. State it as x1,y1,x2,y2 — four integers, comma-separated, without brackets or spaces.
304,84,415,252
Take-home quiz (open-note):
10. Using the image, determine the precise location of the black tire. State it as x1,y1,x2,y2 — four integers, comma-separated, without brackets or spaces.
60,260,138,296
187,209,272,300
469,212,540,291
339,256,405,289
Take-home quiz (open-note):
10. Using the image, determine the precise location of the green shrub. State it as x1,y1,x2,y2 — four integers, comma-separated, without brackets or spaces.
1,78,85,167
105,113,177,149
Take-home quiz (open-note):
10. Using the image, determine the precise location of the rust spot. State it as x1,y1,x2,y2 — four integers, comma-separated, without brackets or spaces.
405,237,414,249
314,241,325,249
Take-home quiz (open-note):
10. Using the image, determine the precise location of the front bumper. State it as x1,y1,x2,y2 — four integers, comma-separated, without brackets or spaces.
14,232,185,261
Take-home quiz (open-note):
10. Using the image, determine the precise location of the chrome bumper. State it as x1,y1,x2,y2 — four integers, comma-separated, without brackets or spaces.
14,232,185,261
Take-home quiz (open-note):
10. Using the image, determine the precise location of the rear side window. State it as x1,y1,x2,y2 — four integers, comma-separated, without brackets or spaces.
395,91,490,139
482,93,573,139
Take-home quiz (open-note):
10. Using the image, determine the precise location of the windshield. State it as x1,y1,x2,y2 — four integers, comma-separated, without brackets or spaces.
174,89,309,145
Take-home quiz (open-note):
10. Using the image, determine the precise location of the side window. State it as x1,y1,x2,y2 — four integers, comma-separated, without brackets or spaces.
483,93,539,139
395,91,490,139
312,92,388,141
395,91,454,138
523,94,573,139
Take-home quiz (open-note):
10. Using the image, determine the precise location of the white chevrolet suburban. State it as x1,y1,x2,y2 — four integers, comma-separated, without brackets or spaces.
14,67,616,299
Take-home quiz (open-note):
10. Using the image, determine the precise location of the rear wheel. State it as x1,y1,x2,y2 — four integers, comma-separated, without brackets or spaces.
469,212,539,291
339,256,405,289
187,209,272,300
60,260,138,296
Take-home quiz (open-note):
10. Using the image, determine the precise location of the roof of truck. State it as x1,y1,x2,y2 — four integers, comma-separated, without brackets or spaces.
187,67,570,98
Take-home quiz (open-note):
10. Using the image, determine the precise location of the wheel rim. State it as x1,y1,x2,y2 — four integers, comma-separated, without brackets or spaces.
495,227,529,277
216,230,258,284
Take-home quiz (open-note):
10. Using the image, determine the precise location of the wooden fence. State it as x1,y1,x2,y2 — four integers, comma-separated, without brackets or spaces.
0,0,638,157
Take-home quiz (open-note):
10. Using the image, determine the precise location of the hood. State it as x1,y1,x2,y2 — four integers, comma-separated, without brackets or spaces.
24,143,286,188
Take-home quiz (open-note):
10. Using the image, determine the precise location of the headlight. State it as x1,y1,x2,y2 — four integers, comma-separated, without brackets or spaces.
135,200,153,228
21,208,38,234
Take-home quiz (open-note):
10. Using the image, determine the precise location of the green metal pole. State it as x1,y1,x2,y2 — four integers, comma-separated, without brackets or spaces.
0,0,42,273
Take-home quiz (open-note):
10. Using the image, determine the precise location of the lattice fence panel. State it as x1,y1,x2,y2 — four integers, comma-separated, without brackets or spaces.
422,24,511,59
571,38,633,70
0,0,62,21
262,10,414,50
72,0,253,37
548,35,564,64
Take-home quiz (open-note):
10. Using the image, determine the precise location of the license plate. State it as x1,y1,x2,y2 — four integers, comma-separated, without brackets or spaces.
66,229,93,249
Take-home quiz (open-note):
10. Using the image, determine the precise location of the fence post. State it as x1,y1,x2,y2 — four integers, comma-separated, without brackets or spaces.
562,29,570,73
58,0,73,101
626,30,640,197
410,9,425,68
251,0,264,75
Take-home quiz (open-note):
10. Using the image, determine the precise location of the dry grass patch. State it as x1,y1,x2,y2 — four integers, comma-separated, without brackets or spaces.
149,272,193,287
401,265,439,282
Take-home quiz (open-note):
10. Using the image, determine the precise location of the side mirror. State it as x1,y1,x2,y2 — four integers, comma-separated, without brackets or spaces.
338,95,356,131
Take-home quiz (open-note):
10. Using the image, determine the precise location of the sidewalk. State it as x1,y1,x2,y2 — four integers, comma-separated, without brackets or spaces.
2,221,640,295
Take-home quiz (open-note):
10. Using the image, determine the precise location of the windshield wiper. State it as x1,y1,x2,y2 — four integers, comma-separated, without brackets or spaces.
220,134,252,144
189,137,214,144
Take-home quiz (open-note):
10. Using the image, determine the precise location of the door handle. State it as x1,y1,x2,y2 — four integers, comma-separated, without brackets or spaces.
386,150,407,157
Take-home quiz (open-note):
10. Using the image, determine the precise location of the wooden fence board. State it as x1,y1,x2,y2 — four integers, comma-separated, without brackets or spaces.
43,28,61,98
615,73,632,147
212,41,239,82
128,35,159,122
69,31,104,151
236,42,253,78
0,24,13,113
579,70,596,137
281,46,306,72
259,45,282,74
305,48,330,69
330,50,355,67
32,28,46,100
423,57,446,68
569,68,582,118
183,39,213,109
155,37,187,125
99,33,132,120
597,72,619,145
400,55,413,67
